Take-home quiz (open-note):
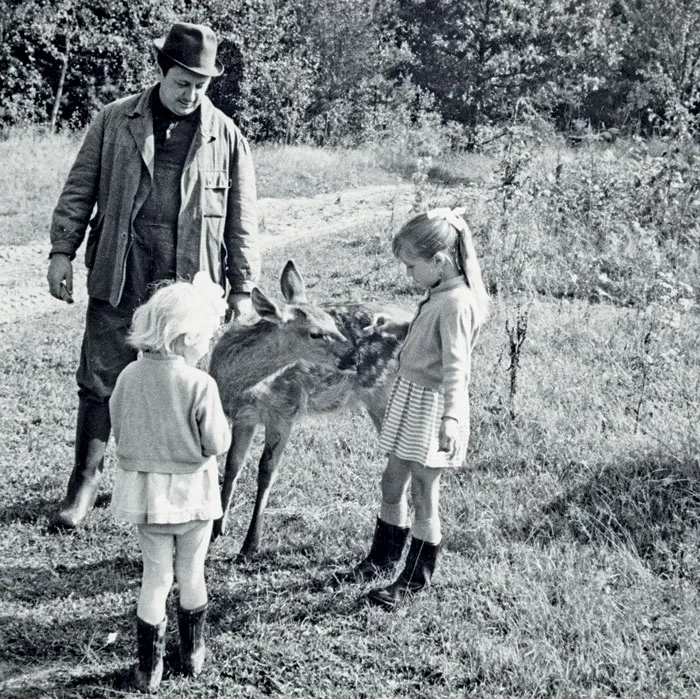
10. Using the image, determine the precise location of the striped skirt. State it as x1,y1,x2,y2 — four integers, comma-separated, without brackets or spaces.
379,376,470,469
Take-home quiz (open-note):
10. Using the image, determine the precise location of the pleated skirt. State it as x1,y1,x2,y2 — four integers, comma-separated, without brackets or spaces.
379,376,470,469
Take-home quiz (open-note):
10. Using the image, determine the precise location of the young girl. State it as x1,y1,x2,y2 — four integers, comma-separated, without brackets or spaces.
335,207,489,610
109,273,231,692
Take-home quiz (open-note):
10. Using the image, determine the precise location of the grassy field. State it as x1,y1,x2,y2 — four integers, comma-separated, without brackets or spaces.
0,130,403,247
1,133,699,697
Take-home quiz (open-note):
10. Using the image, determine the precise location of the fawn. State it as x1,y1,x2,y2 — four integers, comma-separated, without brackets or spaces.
208,260,411,561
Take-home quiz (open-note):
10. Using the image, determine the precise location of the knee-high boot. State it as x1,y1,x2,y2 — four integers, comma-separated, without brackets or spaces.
135,616,167,693
51,397,111,528
331,518,410,584
367,537,441,610
177,602,208,676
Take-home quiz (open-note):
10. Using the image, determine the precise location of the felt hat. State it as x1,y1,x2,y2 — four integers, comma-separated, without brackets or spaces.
153,22,224,77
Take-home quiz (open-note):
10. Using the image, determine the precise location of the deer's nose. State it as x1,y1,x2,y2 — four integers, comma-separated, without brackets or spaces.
331,329,347,342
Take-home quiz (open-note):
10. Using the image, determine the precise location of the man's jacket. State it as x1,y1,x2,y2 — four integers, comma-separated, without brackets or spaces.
50,85,259,306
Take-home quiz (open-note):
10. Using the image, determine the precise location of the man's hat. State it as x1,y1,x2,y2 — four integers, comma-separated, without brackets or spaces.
153,22,224,77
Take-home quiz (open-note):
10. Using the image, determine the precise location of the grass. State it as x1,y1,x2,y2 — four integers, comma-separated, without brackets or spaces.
0,130,404,247
1,132,700,696
2,195,700,697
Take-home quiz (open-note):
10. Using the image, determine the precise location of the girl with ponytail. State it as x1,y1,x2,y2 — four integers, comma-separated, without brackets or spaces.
332,208,489,610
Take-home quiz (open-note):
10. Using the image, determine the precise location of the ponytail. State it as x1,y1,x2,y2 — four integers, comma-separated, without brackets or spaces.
426,207,490,326
456,222,490,326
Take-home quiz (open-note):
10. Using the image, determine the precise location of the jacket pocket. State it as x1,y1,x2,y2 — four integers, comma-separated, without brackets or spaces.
202,170,230,217
85,211,105,269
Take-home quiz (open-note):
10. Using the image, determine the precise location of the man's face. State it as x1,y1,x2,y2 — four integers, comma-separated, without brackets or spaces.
159,65,211,116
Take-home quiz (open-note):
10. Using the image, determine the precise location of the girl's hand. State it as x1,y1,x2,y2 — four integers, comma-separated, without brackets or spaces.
363,314,409,338
439,417,459,458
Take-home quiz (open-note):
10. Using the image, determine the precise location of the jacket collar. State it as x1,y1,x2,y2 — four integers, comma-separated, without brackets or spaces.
126,85,218,176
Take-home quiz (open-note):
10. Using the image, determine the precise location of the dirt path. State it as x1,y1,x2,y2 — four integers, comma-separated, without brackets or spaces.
0,184,413,326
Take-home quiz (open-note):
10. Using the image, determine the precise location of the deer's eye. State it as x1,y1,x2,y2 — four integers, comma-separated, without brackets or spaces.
309,330,324,339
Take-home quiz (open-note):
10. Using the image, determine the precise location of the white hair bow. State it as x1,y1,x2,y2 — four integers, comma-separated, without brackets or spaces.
192,271,228,316
426,207,468,232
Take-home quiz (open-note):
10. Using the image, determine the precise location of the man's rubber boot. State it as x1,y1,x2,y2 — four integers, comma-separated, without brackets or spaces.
51,397,111,529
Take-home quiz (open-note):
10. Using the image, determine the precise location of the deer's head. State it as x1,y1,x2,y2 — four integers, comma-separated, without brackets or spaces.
250,260,347,349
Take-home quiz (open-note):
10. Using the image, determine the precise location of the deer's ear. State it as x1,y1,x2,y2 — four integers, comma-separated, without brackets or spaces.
251,287,284,321
280,260,307,303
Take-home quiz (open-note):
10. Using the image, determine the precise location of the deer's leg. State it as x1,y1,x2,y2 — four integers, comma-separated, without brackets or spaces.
364,383,392,433
238,421,293,562
211,422,255,542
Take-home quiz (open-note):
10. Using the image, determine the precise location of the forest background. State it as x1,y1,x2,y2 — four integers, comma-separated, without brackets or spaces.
2,0,700,145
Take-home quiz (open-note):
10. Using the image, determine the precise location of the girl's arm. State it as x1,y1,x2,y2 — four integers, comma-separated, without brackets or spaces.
197,379,232,457
438,306,472,458
440,305,473,420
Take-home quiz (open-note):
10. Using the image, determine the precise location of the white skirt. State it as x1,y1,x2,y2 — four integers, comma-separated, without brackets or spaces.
379,376,470,469
111,460,223,525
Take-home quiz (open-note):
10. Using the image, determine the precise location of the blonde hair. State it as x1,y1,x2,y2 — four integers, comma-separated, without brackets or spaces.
128,275,227,356
392,208,490,326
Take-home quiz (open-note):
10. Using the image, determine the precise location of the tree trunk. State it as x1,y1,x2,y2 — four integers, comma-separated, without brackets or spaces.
49,33,71,133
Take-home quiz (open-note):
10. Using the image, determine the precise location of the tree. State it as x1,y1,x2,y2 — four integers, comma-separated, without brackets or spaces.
616,0,700,132
391,0,624,128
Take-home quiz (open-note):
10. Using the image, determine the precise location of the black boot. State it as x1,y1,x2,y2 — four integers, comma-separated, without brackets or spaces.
135,616,167,693
368,537,440,610
332,518,409,584
177,602,207,676
51,397,111,529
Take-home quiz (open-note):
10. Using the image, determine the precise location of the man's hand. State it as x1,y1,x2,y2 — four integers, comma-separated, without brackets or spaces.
226,292,253,323
47,254,74,304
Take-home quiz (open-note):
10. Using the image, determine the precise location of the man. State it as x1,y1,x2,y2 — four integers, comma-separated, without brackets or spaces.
47,22,259,528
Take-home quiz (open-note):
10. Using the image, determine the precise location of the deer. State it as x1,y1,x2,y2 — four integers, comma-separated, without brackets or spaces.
208,259,412,562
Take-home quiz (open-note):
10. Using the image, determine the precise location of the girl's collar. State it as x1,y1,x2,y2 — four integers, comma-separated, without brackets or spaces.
429,276,467,294
141,350,184,362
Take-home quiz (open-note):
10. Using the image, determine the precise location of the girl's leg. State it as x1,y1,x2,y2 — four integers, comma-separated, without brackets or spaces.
174,520,213,610
367,465,443,610
135,525,173,691
330,455,412,585
379,454,413,527
174,520,213,677
137,525,175,624
409,464,443,545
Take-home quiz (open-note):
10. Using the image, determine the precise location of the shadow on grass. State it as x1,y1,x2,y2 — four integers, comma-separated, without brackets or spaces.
0,492,110,527
1,666,132,699
510,450,700,577
0,555,140,604
0,608,193,697
207,546,379,629
0,494,58,526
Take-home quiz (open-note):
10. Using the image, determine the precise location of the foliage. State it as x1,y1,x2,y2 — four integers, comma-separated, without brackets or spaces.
392,0,624,128
0,0,183,128
5,0,700,139
616,0,700,132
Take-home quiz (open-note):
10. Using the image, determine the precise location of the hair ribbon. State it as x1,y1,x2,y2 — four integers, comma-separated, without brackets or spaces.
426,206,469,234
192,271,229,316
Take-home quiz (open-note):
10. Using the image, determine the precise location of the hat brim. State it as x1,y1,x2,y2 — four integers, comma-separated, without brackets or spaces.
153,38,224,78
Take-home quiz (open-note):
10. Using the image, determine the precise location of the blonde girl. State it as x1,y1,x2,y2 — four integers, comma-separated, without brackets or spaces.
334,207,489,609
109,273,231,691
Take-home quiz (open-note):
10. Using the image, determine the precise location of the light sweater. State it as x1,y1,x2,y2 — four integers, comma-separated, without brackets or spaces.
109,353,231,473
398,276,481,420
